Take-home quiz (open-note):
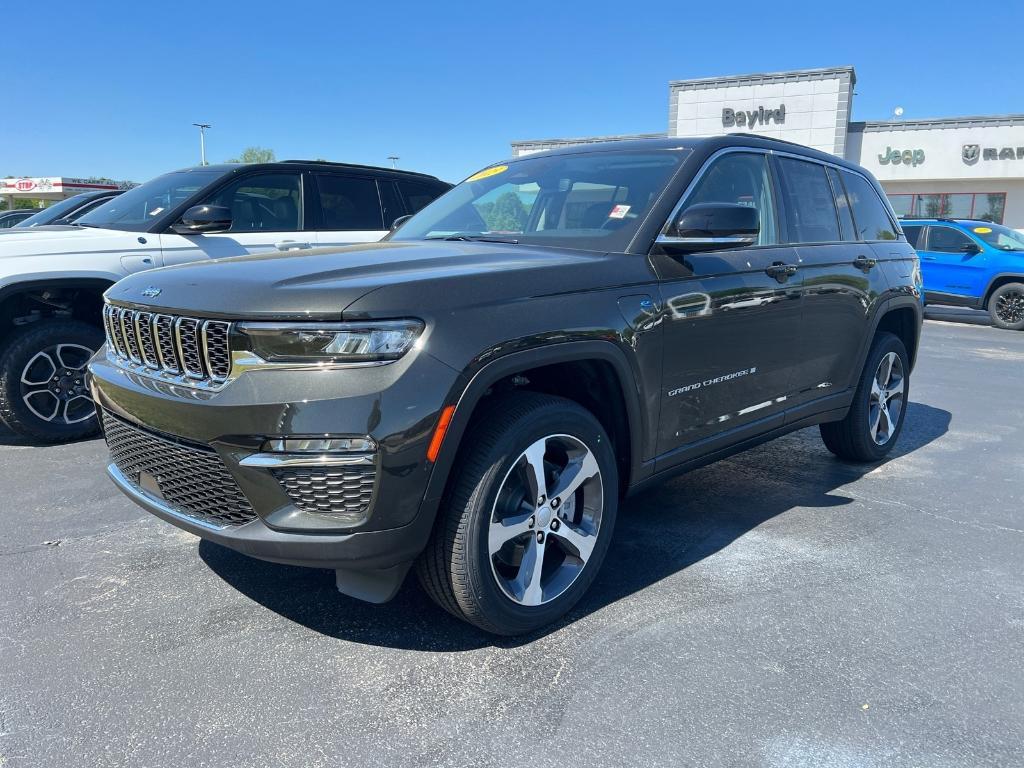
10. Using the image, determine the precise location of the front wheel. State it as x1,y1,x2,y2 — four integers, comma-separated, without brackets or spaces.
988,282,1024,330
417,392,618,635
820,332,910,463
0,319,103,443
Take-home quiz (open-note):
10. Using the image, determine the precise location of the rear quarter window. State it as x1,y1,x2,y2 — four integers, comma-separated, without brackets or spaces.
841,170,898,241
902,224,923,248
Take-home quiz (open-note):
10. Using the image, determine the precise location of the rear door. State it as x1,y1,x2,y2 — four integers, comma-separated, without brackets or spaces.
917,224,988,298
159,171,306,266
311,173,389,248
653,150,802,467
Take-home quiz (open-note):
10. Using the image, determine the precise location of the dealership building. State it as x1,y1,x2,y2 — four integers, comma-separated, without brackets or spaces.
511,66,1024,231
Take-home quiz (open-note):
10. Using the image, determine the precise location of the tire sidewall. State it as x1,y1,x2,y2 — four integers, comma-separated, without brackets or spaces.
852,333,910,461
458,402,618,634
988,283,1024,331
0,320,103,442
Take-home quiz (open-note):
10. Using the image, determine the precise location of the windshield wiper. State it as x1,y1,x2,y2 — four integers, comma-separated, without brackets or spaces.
425,233,520,244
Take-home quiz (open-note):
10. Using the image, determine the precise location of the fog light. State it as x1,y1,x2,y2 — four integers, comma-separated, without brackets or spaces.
263,436,376,454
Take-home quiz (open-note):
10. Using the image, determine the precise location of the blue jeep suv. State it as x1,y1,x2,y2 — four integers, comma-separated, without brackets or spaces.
901,219,1024,330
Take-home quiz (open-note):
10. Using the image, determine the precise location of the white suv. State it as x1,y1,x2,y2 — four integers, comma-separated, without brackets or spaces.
0,161,450,441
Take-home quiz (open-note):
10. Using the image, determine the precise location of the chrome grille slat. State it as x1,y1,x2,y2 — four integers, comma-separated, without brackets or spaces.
103,302,231,387
103,411,256,527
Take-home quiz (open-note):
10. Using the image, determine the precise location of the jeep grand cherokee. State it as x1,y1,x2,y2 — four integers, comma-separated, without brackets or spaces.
89,136,923,635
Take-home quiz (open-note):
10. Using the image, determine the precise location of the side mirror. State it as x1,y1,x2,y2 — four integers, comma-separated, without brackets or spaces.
657,202,759,253
391,214,413,232
961,242,982,255
172,204,232,234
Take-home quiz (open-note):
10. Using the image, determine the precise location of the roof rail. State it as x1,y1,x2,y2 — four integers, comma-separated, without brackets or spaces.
725,133,822,151
279,159,440,179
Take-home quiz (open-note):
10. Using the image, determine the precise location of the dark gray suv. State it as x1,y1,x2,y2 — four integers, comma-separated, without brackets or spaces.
89,136,923,635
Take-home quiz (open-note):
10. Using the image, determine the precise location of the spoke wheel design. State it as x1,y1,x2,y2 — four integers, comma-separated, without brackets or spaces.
868,351,905,445
994,289,1024,325
20,343,96,425
488,433,603,607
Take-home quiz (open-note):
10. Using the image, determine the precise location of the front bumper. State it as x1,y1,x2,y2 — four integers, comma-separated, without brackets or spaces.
89,345,461,577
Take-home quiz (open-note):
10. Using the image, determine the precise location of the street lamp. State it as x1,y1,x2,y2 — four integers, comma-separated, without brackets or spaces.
387,155,399,169
193,123,212,165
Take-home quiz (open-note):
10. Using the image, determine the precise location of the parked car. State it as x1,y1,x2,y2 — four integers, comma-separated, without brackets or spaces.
8,189,124,230
0,161,450,441
0,210,37,228
90,136,922,635
901,218,1024,330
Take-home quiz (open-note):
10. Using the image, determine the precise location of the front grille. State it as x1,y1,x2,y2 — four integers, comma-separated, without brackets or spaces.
103,412,256,528
103,304,232,385
273,466,376,516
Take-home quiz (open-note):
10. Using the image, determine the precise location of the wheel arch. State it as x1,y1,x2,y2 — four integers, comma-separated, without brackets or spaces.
982,273,1024,308
422,340,646,512
856,296,923,378
0,277,116,339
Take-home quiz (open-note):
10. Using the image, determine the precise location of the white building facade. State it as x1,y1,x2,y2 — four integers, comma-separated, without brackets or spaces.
511,66,1024,230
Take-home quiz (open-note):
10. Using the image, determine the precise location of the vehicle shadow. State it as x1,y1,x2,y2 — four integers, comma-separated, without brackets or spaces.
199,401,951,651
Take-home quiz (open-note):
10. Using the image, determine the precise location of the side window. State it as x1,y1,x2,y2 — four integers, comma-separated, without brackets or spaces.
681,152,778,245
203,172,301,233
901,225,923,248
378,181,404,229
926,226,974,253
840,170,897,241
825,166,857,241
316,174,384,230
777,157,841,243
398,180,444,215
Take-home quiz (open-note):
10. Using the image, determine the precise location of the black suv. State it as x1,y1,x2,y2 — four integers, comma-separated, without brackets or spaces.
89,137,923,635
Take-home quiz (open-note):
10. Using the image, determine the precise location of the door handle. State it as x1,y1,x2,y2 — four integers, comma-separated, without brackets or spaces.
854,255,877,271
275,240,312,251
765,262,798,282
921,255,937,261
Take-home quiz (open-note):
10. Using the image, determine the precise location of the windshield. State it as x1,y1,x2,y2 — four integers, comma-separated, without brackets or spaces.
391,149,688,251
15,193,91,227
76,169,222,232
968,222,1024,251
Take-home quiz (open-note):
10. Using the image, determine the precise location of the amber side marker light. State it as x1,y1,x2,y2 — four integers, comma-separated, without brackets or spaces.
427,405,456,462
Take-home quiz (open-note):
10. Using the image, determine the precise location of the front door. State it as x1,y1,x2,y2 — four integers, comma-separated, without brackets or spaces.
159,171,307,266
653,151,801,467
917,224,988,299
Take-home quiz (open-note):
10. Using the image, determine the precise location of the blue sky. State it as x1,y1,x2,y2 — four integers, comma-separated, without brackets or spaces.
5,0,1022,185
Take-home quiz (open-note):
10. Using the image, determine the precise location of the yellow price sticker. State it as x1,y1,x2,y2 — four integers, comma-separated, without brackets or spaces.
465,165,508,183
973,226,992,234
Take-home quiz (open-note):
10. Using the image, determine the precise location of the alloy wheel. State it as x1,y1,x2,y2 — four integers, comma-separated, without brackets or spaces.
488,433,603,607
20,343,96,425
995,289,1024,325
868,351,905,445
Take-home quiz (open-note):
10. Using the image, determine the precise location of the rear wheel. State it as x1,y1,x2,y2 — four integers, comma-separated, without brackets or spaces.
820,332,909,462
0,320,103,443
417,392,618,635
988,282,1024,330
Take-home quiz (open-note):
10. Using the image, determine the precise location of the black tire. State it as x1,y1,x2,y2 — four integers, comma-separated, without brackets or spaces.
0,319,103,443
987,282,1024,331
820,332,910,463
416,392,618,635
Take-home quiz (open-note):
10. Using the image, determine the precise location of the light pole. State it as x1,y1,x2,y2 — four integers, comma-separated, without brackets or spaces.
193,123,211,165
387,155,399,169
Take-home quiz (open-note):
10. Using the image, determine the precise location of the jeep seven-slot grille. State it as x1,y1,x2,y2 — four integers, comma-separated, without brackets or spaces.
103,411,256,527
103,304,232,384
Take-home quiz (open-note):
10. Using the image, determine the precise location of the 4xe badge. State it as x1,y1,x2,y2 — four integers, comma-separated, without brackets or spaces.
141,286,161,298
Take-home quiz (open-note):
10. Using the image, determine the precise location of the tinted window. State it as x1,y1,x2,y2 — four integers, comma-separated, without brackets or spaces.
902,225,923,248
78,169,222,232
203,172,301,232
316,174,383,230
841,170,897,240
682,152,778,245
398,180,445,214
777,158,840,243
378,181,404,229
927,226,974,253
825,167,856,241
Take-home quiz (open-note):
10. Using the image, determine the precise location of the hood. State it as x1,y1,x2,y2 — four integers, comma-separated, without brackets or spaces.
0,225,131,252
0,224,81,236
106,241,652,319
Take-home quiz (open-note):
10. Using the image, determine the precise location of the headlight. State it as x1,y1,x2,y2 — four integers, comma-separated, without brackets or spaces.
239,320,423,363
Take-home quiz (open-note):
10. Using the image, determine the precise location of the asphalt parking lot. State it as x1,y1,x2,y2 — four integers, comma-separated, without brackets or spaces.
1,314,1022,768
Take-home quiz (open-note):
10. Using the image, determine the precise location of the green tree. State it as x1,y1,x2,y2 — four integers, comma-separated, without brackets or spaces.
479,191,528,231
226,146,276,164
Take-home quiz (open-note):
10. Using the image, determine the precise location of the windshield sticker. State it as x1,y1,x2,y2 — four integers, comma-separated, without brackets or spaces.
465,165,508,183
608,204,631,219
973,226,992,234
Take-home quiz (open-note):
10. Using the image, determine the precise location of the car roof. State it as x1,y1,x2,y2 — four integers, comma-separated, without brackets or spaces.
173,161,448,184
498,134,869,173
898,218,998,227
